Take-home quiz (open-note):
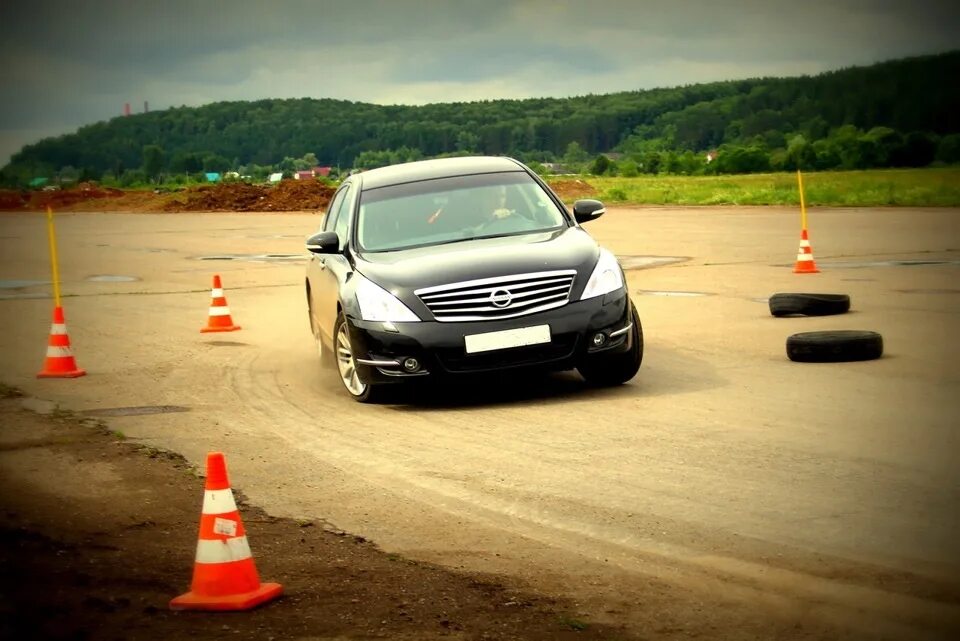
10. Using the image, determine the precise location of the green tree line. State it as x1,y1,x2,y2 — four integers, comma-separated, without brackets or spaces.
2,51,958,186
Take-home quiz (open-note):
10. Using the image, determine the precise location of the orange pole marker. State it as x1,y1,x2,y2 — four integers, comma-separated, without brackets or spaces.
170,452,282,611
201,274,241,332
793,170,819,274
37,306,86,378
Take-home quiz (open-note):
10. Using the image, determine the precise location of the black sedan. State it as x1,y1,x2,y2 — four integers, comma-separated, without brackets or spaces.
305,156,642,402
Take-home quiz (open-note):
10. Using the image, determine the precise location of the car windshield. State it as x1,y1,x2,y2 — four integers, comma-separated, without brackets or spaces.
356,172,567,252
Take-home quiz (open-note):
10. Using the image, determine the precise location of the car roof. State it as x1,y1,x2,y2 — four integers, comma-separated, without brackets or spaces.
356,156,526,190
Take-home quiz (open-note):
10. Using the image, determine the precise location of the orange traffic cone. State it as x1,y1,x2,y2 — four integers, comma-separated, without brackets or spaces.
793,228,820,274
201,275,241,332
170,452,282,611
37,306,86,378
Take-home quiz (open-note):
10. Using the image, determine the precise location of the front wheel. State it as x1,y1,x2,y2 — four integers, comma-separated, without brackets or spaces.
334,312,383,403
577,305,643,386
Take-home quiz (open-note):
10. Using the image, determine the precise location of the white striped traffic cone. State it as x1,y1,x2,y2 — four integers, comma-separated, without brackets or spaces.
37,306,86,378
793,228,820,274
170,452,282,611
201,274,241,332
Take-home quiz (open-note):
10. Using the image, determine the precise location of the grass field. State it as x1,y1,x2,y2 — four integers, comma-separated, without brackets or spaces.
578,168,960,207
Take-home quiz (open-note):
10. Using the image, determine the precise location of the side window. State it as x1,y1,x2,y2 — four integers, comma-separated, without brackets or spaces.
333,186,352,250
323,187,348,232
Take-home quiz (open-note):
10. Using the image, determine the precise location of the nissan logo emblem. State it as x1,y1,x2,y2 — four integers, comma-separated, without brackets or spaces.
490,289,513,308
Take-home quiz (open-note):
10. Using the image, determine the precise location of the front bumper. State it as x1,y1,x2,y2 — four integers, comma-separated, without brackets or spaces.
346,289,633,384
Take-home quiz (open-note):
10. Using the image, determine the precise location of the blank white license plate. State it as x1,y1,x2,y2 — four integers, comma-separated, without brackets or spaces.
464,324,551,354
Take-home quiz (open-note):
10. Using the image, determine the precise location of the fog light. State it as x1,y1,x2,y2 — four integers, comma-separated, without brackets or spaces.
403,357,420,372
592,332,606,347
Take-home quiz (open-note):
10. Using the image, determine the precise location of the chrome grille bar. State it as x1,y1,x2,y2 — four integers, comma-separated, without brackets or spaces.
415,270,576,322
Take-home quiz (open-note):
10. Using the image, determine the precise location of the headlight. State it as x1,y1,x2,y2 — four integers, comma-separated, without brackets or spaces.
580,248,624,300
355,275,420,322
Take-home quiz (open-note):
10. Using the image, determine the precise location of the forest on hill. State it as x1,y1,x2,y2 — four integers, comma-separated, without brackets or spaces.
2,51,958,186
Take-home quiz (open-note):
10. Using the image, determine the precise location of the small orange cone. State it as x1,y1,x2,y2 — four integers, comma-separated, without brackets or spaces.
201,275,241,332
37,306,86,378
170,452,282,611
793,228,820,274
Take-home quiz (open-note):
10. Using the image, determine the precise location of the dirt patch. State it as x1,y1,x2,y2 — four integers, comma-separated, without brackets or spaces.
164,181,334,212
547,179,598,200
0,395,636,641
0,180,334,214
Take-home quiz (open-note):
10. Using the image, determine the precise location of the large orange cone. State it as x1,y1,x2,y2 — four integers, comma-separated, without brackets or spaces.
170,452,282,611
37,306,86,378
201,275,241,332
793,228,820,274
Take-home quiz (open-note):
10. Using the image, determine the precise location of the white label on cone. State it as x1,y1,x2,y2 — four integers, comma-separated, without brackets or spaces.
209,307,231,316
50,324,68,335
46,346,73,357
195,536,252,563
202,488,238,514
211,288,224,297
213,517,238,537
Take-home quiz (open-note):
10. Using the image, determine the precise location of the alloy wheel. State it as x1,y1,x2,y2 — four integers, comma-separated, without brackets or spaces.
336,323,366,397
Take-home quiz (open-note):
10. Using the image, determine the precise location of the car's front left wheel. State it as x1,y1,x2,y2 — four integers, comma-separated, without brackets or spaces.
334,312,382,403
577,304,643,386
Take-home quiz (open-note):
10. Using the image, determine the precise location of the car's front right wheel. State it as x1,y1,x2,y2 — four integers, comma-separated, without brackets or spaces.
334,311,383,403
577,304,643,386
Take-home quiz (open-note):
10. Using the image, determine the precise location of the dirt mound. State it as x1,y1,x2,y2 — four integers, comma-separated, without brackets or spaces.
547,179,598,200
0,183,125,211
0,190,28,210
165,180,334,212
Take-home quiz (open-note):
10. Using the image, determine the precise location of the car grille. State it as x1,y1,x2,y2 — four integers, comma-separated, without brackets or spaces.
415,270,577,322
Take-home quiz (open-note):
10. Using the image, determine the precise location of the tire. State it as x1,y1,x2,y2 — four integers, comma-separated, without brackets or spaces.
577,305,644,386
769,293,850,317
786,330,883,363
333,312,383,403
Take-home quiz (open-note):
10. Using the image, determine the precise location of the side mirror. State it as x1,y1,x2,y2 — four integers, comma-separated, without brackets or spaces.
573,199,605,224
306,231,340,254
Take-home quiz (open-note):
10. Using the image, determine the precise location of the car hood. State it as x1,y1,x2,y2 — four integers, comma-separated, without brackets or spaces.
354,227,600,295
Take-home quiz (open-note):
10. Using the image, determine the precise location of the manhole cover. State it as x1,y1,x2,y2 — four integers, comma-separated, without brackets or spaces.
194,254,305,263
86,275,139,282
810,259,960,269
618,256,688,270
636,290,710,297
81,405,190,417
0,279,48,289
894,288,960,295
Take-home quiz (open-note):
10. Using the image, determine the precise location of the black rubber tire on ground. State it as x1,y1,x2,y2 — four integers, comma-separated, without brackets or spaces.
577,304,644,386
786,330,883,363
769,293,850,317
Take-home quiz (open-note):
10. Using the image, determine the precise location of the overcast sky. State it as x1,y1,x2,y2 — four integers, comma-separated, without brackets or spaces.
1,0,957,166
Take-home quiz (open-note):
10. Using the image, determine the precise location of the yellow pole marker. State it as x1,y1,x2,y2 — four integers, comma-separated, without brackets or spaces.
46,206,62,307
797,169,808,231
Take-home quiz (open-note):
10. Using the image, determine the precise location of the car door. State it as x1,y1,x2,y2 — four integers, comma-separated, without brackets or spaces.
311,183,354,346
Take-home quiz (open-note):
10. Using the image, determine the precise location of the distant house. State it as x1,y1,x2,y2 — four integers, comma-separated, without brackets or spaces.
294,170,314,181
225,171,240,180
705,150,718,164
268,172,283,183
312,166,332,177
541,163,573,174
205,172,221,183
